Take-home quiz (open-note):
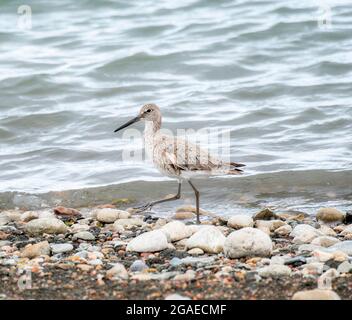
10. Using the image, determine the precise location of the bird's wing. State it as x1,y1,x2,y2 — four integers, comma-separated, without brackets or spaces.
154,134,245,174
157,135,223,172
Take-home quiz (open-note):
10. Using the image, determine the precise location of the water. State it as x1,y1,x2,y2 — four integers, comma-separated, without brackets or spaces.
0,0,352,214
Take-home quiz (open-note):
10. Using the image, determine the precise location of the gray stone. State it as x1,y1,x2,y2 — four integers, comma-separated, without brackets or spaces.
290,224,322,244
20,241,50,258
311,236,340,247
72,231,95,241
0,215,10,226
160,221,193,242
106,263,128,280
130,260,148,272
126,230,169,252
88,259,103,266
187,248,204,255
185,226,225,253
337,261,352,273
24,218,68,235
227,215,254,229
258,264,292,277
170,257,182,267
224,227,273,258
326,241,352,255
179,256,216,266
95,208,130,223
50,243,74,254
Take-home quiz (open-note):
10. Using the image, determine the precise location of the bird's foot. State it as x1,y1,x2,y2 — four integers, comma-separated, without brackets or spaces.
133,202,154,213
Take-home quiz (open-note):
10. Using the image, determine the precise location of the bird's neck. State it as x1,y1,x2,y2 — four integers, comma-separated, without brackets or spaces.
144,119,161,136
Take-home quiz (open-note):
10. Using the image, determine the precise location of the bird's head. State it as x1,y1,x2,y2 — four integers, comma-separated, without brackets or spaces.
114,103,161,132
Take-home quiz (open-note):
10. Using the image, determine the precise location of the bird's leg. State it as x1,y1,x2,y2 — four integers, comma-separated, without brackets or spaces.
134,182,182,213
188,180,200,224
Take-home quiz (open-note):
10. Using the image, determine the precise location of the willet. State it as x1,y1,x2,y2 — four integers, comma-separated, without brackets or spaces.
114,104,245,223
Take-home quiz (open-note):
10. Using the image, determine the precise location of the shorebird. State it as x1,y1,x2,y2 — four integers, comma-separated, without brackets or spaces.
114,104,245,223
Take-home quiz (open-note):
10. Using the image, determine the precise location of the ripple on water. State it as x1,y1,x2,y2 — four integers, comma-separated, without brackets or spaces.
0,0,351,200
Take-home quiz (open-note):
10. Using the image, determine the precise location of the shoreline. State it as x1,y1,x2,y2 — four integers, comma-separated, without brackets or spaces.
1,169,352,211
0,204,352,300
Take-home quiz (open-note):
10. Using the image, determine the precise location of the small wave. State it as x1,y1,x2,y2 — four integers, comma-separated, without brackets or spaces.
1,170,351,212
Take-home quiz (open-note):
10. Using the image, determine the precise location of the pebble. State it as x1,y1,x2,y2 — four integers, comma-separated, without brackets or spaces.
227,215,254,229
258,265,292,278
311,236,340,247
292,289,340,300
313,250,335,262
106,263,129,280
274,224,292,236
270,256,286,265
173,211,196,220
0,241,11,248
21,241,50,259
2,210,21,222
70,224,90,233
21,211,39,222
187,248,204,255
2,259,17,266
301,262,325,275
337,261,352,273
165,294,191,300
130,274,152,281
88,259,103,266
290,224,322,244
95,208,130,223
173,270,196,281
24,218,68,235
224,227,273,258
298,244,322,253
344,211,352,224
77,264,93,272
316,208,345,223
113,218,144,229
284,256,307,266
50,243,74,254
113,224,125,233
0,215,10,226
72,231,95,241
340,225,352,236
170,257,182,267
318,225,337,236
186,226,225,254
74,251,88,259
126,230,169,252
255,220,286,234
326,240,352,255
252,208,278,221
176,206,211,216
54,206,81,216
180,256,216,266
160,221,193,242
130,260,148,272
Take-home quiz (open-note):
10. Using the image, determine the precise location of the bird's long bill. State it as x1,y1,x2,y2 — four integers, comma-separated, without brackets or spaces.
114,115,140,132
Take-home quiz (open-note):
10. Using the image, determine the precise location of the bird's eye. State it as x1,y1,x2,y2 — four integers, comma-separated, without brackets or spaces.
146,109,152,113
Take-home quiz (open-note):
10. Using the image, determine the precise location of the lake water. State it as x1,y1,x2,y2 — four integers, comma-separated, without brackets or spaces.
0,0,351,215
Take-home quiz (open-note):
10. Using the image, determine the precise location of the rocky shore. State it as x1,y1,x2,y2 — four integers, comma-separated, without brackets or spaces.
1,203,352,300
